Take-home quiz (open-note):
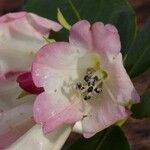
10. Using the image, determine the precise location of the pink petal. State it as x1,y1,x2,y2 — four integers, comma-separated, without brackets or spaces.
17,72,44,94
32,42,83,90
27,13,62,36
91,22,121,57
69,20,93,50
0,12,27,23
33,92,82,133
0,12,61,77
82,90,130,138
0,11,59,114
0,102,35,149
69,20,121,58
0,12,62,36
102,53,140,105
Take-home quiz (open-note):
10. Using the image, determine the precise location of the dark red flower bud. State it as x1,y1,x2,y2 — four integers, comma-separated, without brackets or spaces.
17,72,44,94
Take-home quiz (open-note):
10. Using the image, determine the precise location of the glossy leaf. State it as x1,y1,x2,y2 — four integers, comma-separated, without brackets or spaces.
131,91,150,119
24,0,136,55
69,126,131,150
49,28,69,41
124,20,150,77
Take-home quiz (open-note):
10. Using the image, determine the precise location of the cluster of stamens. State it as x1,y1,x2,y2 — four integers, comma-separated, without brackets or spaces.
76,68,103,100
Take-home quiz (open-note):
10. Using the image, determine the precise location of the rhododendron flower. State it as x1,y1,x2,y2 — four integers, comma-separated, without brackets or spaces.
0,11,62,148
32,20,140,138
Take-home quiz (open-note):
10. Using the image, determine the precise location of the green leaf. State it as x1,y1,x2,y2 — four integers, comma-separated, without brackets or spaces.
69,129,105,150
23,0,55,19
69,126,131,150
131,91,150,119
24,0,136,54
124,20,150,77
49,28,69,41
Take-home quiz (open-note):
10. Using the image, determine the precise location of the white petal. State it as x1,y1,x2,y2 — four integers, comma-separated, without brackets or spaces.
0,21,46,75
102,53,140,105
0,79,36,112
82,89,130,138
8,125,72,150
32,42,84,92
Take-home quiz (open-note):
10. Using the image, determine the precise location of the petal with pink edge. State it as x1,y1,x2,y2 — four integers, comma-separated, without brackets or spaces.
27,13,62,36
92,22,121,57
0,12,62,36
0,12,62,77
32,42,84,91
0,12,27,23
69,20,92,50
82,89,130,138
33,92,82,133
102,53,140,105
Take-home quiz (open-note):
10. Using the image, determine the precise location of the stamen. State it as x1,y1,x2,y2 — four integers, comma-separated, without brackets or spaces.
88,81,95,86
94,88,102,93
80,86,85,91
76,82,85,92
76,82,82,89
76,68,104,101
87,86,93,93
93,76,99,82
84,75,90,82
84,95,91,100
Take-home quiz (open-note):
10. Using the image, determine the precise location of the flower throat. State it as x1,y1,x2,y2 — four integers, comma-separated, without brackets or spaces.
76,68,104,100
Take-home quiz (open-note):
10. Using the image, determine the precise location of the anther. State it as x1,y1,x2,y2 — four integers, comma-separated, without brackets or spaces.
84,75,90,82
84,95,91,100
92,81,95,86
76,82,82,90
76,83,85,92
94,76,99,81
80,86,85,91
94,88,102,93
87,86,93,93
88,81,95,86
